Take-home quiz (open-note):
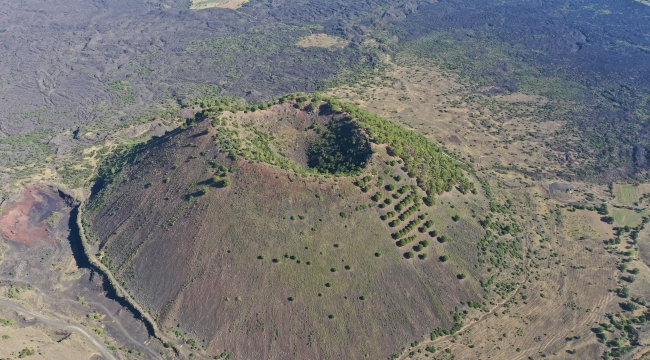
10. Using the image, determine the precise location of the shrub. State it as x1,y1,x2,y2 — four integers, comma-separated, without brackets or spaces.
419,239,430,247
392,217,423,239
404,251,415,259
384,198,392,205
385,184,395,191
257,255,265,260
381,211,397,220
452,214,460,222
272,258,280,263
371,192,384,202
438,235,450,243
413,244,423,252
440,255,449,262
389,219,401,227
359,296,365,300
395,192,420,212
396,235,417,247
328,314,335,319
216,177,231,187
457,273,467,279
344,265,352,270
398,203,421,221
429,230,438,237
374,252,381,257
393,175,402,182
163,177,170,183
340,212,348,218
418,253,428,260
330,268,337,272
288,297,295,302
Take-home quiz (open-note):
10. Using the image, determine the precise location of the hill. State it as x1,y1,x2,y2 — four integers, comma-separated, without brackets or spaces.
82,96,523,358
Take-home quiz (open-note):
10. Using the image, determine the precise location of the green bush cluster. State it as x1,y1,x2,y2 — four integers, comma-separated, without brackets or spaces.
419,220,434,232
396,235,417,247
324,98,470,199
381,211,396,220
393,216,424,239
398,203,421,221
395,191,419,212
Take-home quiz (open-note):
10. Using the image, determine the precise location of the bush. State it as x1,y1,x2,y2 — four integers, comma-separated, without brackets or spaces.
389,219,401,227
257,255,265,260
163,177,170,183
374,252,381,257
344,265,352,270
385,184,395,191
398,203,421,221
381,211,397,220
440,255,449,262
404,251,415,259
418,253,428,260
340,212,348,218
457,273,467,279
216,177,231,187
392,217,423,239
396,235,417,247
452,214,460,222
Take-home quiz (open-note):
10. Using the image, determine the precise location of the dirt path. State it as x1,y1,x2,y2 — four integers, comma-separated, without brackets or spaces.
0,276,162,359
0,298,116,360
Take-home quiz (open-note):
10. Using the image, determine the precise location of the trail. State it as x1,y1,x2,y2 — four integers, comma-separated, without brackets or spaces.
0,276,162,360
0,298,116,360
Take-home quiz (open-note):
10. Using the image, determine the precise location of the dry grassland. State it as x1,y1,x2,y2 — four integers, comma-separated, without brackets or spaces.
326,58,650,359
297,34,349,49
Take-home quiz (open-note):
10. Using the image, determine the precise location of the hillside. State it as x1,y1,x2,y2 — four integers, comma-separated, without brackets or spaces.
83,96,524,358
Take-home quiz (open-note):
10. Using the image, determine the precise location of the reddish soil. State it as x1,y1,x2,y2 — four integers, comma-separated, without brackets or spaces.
0,187,63,246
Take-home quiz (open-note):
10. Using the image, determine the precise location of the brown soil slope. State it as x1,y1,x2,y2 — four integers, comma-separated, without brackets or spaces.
84,104,490,359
